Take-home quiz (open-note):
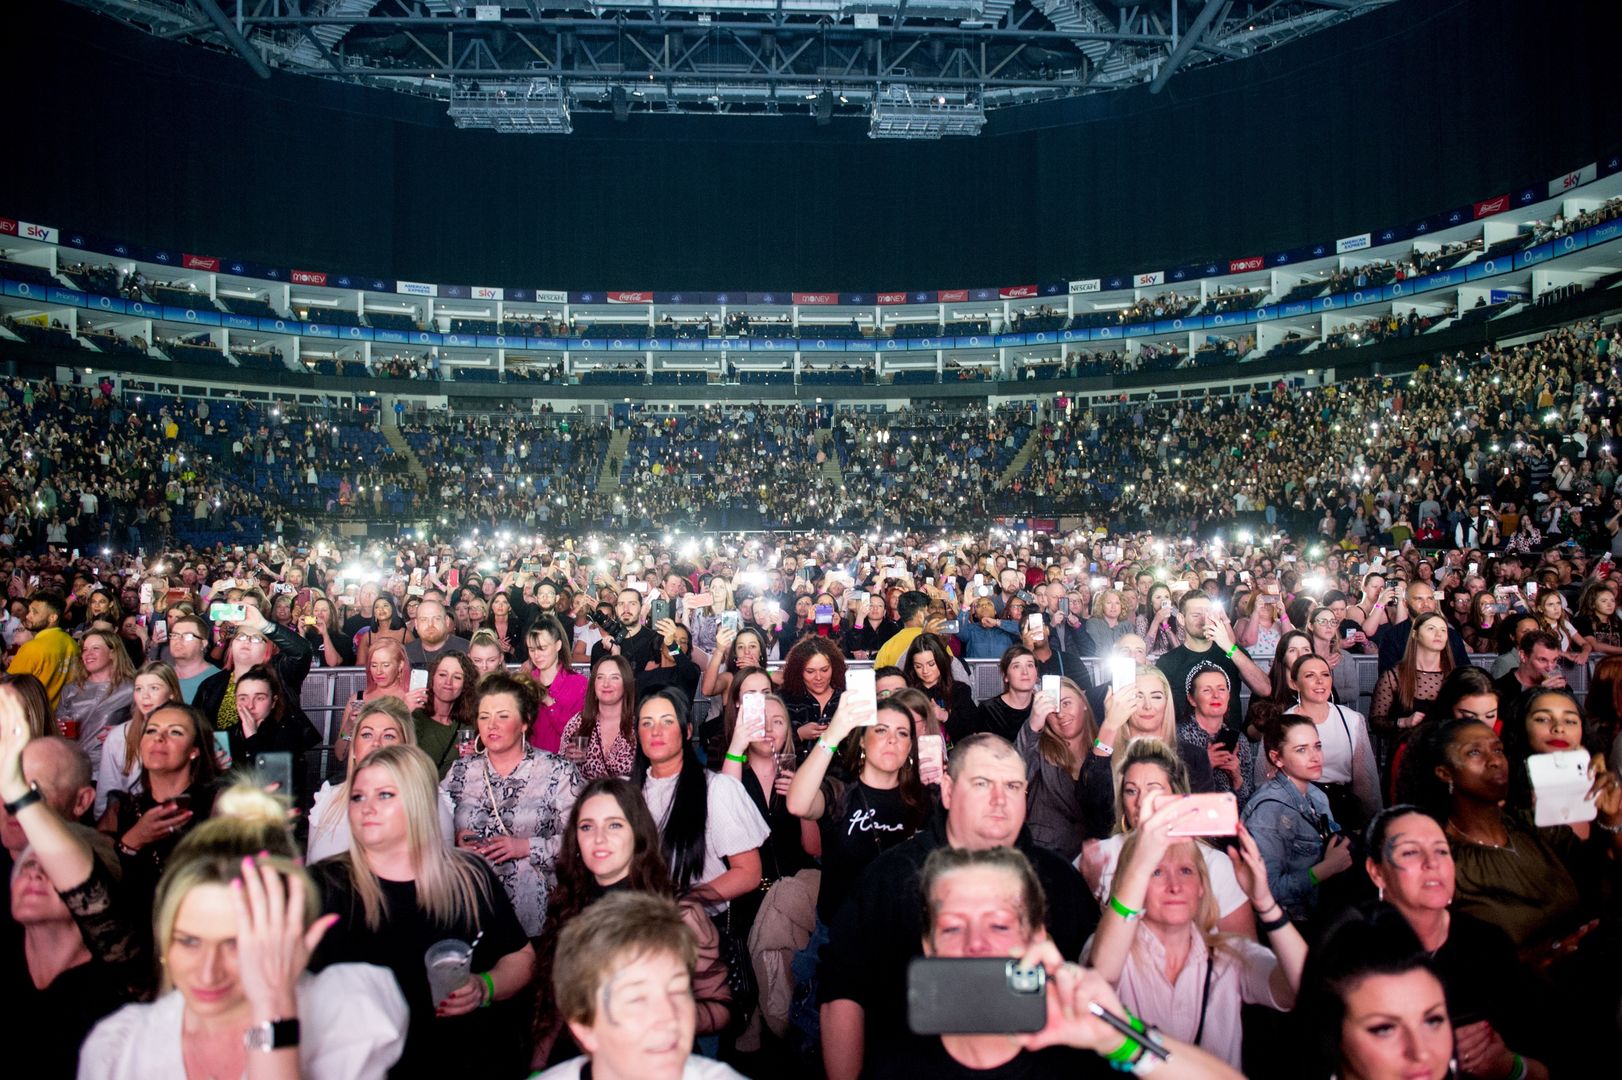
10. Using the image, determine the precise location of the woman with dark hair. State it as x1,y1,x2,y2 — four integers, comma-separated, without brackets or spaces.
1462,590,1500,655
1294,904,1455,1080
1284,653,1382,831
969,645,1038,742
524,614,587,754
902,632,977,743
413,650,479,776
443,671,584,938
633,688,768,911
780,636,847,749
786,695,928,926
700,623,772,701
1369,611,1454,763
1241,713,1355,925
531,777,733,1067
223,663,321,781
1395,717,1618,953
1361,806,1558,1079
1387,665,1500,804
1243,630,1314,741
304,594,355,668
352,593,406,667
484,589,526,658
109,702,224,894
559,654,637,780
1572,579,1622,658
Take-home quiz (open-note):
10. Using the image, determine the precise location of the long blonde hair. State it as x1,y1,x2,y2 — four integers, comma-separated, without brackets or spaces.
67,628,136,691
123,662,183,775
1127,665,1177,748
1115,830,1228,962
341,744,488,931
316,696,419,832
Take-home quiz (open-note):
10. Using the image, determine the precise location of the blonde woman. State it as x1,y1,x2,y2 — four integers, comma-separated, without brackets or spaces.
1085,786,1308,1068
56,627,135,772
77,782,409,1079
1084,589,1133,654
333,636,426,764
306,696,455,863
310,745,536,1075
94,661,180,818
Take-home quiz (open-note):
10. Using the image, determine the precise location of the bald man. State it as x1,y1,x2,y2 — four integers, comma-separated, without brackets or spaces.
1375,581,1470,673
403,599,471,668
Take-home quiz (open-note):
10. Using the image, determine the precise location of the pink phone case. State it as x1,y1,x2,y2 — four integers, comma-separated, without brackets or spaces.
1167,793,1238,837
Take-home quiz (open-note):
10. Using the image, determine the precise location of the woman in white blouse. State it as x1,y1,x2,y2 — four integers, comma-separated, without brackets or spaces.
633,688,768,913
306,696,454,863
1282,653,1382,830
1084,792,1308,1070
79,789,407,1079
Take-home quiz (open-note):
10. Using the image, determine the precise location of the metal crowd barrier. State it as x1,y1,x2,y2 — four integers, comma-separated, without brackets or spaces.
297,651,1582,753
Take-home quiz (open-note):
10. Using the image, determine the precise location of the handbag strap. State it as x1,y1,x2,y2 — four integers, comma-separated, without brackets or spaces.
1193,947,1217,1047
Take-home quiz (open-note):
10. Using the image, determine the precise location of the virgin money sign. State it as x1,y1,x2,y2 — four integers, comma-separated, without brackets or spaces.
793,293,839,305
1227,256,1264,273
877,292,909,305
293,270,329,286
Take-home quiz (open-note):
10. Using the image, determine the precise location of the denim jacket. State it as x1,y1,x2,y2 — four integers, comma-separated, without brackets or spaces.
1241,773,1337,922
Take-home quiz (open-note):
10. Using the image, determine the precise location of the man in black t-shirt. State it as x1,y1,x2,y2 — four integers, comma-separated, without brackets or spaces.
818,734,1100,1080
1154,591,1270,729
589,587,658,671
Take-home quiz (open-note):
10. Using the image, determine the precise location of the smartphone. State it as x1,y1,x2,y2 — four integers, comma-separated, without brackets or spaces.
1059,597,1070,616
738,692,768,742
409,668,429,692
940,619,960,635
908,958,1046,1035
650,598,673,625
406,584,425,597
1468,562,1479,576
209,602,247,623
211,731,232,769
845,669,877,725
1525,582,1538,600
1024,613,1045,636
917,733,945,786
1343,627,1356,642
1167,792,1239,837
1040,674,1061,704
718,611,742,633
1528,749,1597,827
257,750,294,798
1109,657,1136,696
446,568,460,590
815,603,835,625
1209,727,1240,754
850,590,869,606
688,592,712,609
168,792,193,811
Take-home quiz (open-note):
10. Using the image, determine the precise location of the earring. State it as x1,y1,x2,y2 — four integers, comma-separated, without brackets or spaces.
1447,780,1454,795
1377,885,1384,902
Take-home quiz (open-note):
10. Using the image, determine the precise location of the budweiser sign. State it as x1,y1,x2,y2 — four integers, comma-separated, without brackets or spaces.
183,254,219,271
938,289,969,302
1473,194,1510,219
291,269,328,286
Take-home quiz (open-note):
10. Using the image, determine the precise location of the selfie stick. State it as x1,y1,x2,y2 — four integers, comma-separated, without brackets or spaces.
1087,1001,1170,1061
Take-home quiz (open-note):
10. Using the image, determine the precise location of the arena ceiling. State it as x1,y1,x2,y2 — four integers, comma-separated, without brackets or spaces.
67,0,1396,132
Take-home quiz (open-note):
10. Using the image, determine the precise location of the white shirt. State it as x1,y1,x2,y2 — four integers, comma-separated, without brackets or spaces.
94,718,143,818
79,964,407,1080
640,769,770,913
1080,834,1249,918
535,1056,747,1080
305,779,457,863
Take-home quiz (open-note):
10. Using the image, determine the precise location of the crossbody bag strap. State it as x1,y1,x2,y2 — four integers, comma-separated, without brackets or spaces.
1193,947,1217,1047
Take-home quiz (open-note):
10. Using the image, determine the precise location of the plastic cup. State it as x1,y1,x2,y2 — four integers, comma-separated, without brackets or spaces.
425,939,474,1005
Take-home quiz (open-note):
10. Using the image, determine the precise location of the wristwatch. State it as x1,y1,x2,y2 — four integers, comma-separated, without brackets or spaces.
244,1018,300,1052
3,781,42,816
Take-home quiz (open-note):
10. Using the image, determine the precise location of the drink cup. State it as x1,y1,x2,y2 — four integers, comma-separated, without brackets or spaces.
425,939,474,1005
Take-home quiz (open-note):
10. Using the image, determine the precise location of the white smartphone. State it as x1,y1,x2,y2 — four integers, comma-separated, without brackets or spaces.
917,733,945,786
738,692,768,742
409,668,429,693
1109,657,1137,696
845,669,877,726
1040,675,1061,704
1529,749,1597,827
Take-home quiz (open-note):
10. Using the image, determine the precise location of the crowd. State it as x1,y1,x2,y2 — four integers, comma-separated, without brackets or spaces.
4,474,1622,1077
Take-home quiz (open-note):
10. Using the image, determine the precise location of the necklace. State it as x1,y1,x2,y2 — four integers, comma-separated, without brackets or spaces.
1447,820,1513,851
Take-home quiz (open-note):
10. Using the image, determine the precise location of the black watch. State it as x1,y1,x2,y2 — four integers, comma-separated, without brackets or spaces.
244,1017,300,1052
3,782,42,816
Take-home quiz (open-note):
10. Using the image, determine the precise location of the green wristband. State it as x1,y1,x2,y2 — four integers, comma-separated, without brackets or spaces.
724,752,748,764
1308,868,1320,887
479,971,495,1007
1103,1013,1148,1063
817,738,840,755
1224,643,1239,658
1108,894,1142,921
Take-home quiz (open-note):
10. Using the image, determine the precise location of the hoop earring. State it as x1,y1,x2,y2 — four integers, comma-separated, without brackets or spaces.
474,735,487,755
